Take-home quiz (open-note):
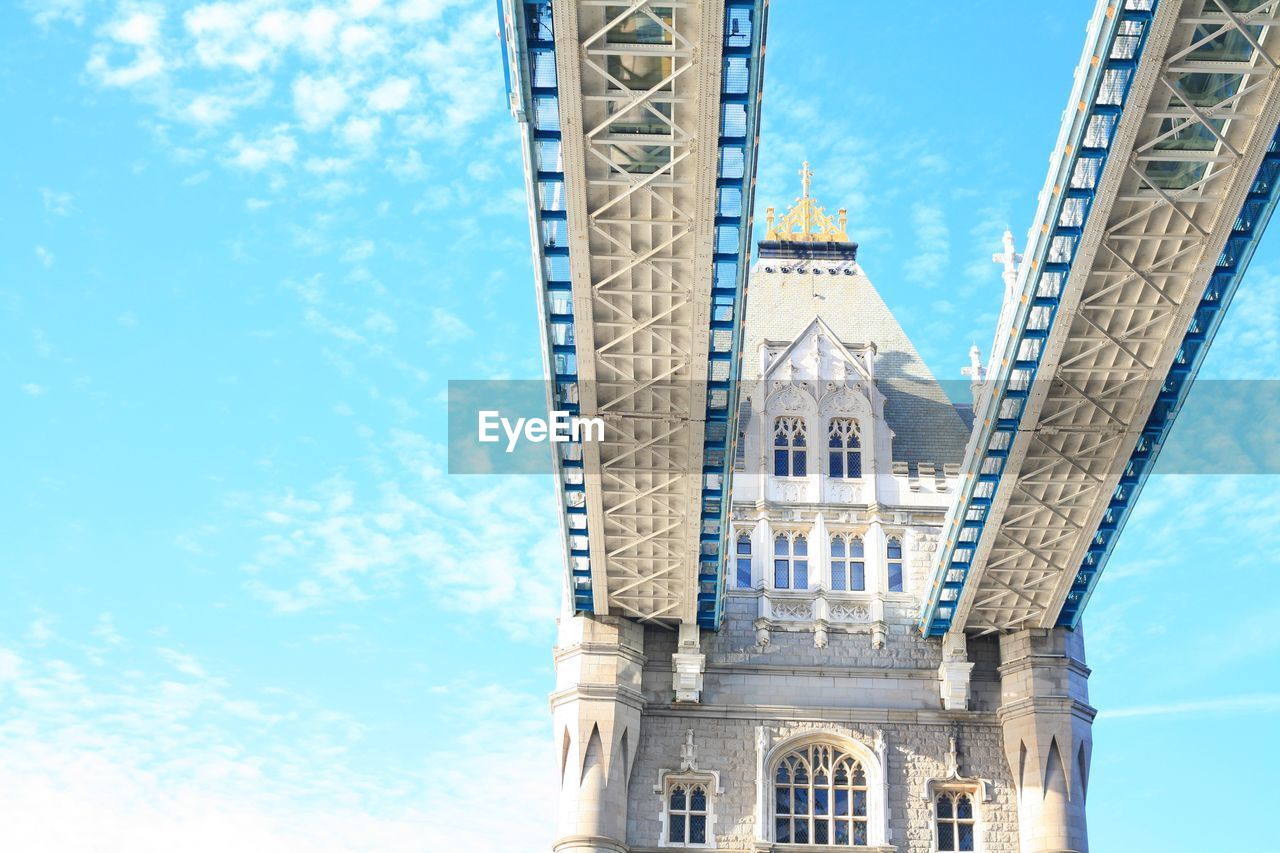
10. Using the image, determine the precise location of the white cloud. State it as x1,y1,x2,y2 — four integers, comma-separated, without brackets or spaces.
342,239,375,263
0,636,556,851
241,433,561,639
112,8,161,46
363,311,397,336
40,188,73,216
340,115,381,148
304,155,353,175
338,23,387,59
428,306,472,340
367,76,413,112
0,648,23,681
86,7,167,87
45,0,505,191
183,2,276,72
91,614,125,647
1100,694,1280,720
228,126,297,170
903,202,950,285
34,246,55,268
293,74,350,131
406,9,505,139
158,648,208,679
27,0,90,28
397,0,467,23
386,148,426,181
29,618,54,643
297,6,342,55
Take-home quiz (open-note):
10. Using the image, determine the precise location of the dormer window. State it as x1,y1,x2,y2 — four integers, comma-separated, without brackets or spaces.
827,418,862,479
774,416,807,477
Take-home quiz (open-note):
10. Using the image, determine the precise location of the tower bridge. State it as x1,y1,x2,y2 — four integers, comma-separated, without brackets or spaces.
499,2,1280,851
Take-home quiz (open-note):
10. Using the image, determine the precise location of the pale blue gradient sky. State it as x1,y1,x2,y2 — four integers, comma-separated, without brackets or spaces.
1,1,1275,850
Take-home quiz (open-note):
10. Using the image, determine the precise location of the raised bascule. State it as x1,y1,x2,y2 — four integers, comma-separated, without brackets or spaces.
498,1,1280,851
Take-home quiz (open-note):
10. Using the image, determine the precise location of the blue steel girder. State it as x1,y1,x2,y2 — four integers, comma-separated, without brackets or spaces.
922,0,1280,637
501,0,767,629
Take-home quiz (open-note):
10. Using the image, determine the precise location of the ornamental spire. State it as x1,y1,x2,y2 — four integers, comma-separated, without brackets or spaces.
764,161,849,243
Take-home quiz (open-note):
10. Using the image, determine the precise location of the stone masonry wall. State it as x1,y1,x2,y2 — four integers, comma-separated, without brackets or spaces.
628,602,1014,851
626,712,1017,852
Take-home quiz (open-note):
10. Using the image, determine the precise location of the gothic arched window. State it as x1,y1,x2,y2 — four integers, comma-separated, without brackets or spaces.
736,532,752,589
773,532,808,589
827,418,862,479
773,416,807,477
887,537,904,593
935,791,976,851
666,782,710,845
773,743,869,845
830,535,866,592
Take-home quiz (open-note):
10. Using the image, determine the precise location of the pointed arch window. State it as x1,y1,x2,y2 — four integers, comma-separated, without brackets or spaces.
935,791,976,851
887,537,904,593
828,418,862,479
666,782,710,845
773,416,807,477
773,743,869,845
735,532,753,589
829,535,865,592
773,532,808,589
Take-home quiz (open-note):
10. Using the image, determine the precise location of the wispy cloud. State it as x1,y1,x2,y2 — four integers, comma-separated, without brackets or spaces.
239,430,561,639
40,187,74,215
429,306,472,341
1100,694,1280,720
903,202,949,285
42,0,504,193
0,632,555,851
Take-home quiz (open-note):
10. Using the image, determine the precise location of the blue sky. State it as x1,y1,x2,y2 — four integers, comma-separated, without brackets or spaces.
2,1,1276,850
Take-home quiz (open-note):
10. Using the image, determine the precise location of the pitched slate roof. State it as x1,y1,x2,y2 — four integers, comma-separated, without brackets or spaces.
740,259,972,469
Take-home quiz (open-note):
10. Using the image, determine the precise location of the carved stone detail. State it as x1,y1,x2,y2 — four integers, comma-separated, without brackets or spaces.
828,602,871,623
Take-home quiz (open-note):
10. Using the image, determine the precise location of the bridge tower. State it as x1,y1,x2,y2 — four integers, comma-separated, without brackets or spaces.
552,169,1096,852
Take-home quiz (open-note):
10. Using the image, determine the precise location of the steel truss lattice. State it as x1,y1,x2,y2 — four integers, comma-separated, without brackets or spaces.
503,0,766,627
923,0,1280,636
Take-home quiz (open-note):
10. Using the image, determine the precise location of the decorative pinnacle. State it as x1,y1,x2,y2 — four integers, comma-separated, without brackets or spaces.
763,161,849,243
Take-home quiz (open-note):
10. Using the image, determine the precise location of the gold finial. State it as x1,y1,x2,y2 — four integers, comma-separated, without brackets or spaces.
765,161,849,243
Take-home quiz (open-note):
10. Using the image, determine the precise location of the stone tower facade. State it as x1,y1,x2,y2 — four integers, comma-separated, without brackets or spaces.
552,177,1095,853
